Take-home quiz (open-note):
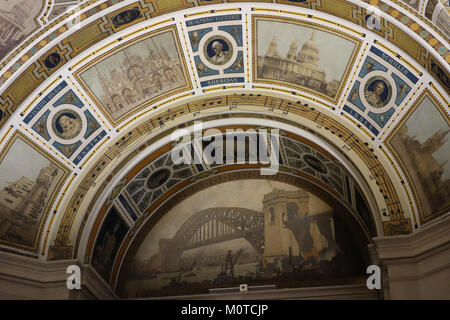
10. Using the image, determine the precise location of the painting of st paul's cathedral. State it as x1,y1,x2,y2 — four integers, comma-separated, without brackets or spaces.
254,17,359,102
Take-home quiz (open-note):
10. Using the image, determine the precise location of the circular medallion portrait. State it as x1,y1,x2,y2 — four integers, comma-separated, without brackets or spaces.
363,76,392,109
52,109,82,140
203,35,234,66
147,168,171,190
303,155,327,174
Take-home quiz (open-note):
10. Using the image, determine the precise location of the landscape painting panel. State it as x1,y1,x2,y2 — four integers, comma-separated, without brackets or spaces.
122,180,365,298
255,18,358,101
400,0,419,10
79,28,188,124
0,135,67,250
389,95,450,219
0,0,44,59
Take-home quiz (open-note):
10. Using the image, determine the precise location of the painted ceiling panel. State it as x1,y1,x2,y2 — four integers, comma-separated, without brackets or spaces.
0,0,447,284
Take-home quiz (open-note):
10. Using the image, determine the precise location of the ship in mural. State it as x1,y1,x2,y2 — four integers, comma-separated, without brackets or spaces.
122,182,364,298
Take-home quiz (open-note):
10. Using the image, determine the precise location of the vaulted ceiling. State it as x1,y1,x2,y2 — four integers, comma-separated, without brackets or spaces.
0,0,448,293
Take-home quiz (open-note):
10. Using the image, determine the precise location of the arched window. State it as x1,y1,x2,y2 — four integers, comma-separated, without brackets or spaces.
269,207,275,223
287,202,299,221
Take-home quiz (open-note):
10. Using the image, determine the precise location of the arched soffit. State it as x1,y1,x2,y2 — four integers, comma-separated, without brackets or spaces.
81,118,380,288
0,2,448,260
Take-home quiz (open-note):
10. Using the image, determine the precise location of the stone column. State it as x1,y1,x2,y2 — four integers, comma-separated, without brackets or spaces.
0,252,117,300
372,215,450,299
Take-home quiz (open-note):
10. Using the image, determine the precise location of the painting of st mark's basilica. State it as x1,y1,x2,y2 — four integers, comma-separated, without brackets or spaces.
120,180,365,298
78,27,189,125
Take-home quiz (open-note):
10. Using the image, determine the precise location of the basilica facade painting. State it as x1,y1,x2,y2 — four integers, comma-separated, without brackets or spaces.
0,0,44,59
254,17,359,102
0,133,69,251
388,92,450,221
121,180,365,298
77,26,190,125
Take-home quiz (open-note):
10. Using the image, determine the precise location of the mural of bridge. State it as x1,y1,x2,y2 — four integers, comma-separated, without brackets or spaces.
152,207,264,272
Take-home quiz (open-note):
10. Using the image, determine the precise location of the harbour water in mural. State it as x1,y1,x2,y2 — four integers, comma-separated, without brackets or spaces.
254,17,359,102
0,134,68,250
0,0,44,58
78,27,189,124
389,94,450,220
122,180,364,298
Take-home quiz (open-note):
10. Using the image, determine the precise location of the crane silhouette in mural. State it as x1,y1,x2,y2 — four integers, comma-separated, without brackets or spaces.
214,249,242,285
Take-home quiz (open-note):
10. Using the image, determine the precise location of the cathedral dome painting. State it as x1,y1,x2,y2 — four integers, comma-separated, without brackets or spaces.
297,31,320,65
256,19,358,100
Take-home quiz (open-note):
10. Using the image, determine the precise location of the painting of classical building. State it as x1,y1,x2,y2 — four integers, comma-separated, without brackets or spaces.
426,0,450,35
400,0,419,10
254,17,359,102
120,180,364,298
78,27,190,125
0,134,68,250
0,0,44,59
389,94,450,220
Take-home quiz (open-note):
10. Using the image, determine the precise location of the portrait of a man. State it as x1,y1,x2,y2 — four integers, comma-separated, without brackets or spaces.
211,41,230,64
364,77,391,109
53,111,82,140
205,37,233,66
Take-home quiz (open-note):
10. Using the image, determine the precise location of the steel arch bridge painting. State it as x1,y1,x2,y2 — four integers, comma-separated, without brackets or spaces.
118,180,365,298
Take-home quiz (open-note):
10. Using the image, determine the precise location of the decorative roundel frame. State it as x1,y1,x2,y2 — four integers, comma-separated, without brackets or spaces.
360,72,396,112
